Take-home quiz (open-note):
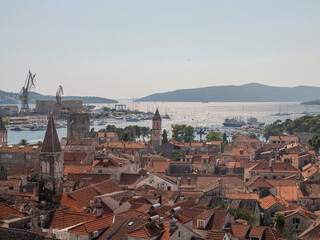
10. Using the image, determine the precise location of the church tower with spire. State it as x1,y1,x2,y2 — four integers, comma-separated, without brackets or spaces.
152,108,162,148
38,113,64,201
0,116,7,146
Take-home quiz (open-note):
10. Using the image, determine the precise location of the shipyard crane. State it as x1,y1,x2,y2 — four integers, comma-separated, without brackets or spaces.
56,85,64,106
20,70,36,114
55,85,64,117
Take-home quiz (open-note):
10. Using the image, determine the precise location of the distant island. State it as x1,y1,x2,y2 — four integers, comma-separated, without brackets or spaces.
0,90,118,104
139,83,320,102
301,99,320,105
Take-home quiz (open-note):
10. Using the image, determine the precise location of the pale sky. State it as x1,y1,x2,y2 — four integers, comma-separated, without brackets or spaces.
1,0,320,99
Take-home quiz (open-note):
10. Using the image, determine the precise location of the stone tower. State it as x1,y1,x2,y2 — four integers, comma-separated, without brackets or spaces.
38,113,64,201
0,116,7,145
67,113,90,139
152,108,162,148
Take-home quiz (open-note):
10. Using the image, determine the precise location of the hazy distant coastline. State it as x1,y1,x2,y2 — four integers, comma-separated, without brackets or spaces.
0,90,118,104
139,83,320,102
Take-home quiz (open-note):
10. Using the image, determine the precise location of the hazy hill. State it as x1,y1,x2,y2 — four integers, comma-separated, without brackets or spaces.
0,90,118,104
139,83,320,102
301,99,320,105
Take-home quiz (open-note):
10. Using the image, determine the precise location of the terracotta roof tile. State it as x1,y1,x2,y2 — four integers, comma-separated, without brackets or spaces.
260,195,288,210
55,193,84,212
0,203,21,221
298,216,320,240
66,173,111,184
231,224,251,238
0,145,41,152
68,215,114,234
249,226,266,237
205,231,226,240
146,161,170,173
98,215,148,240
246,176,274,188
249,162,299,173
127,223,163,238
49,210,96,229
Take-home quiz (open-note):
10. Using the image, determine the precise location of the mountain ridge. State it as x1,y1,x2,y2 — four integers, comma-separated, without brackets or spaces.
0,90,118,104
139,83,320,102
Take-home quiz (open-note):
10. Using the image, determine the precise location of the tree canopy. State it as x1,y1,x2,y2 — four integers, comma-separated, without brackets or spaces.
171,124,195,142
264,115,320,140
205,132,222,142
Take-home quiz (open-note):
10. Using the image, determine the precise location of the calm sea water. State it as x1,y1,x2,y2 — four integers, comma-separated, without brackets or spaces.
6,101,320,145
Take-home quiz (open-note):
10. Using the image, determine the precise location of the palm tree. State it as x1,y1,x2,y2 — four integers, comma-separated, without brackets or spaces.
197,128,205,142
18,139,28,145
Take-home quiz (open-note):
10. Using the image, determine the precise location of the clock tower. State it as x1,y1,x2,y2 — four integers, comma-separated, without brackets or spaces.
152,108,162,148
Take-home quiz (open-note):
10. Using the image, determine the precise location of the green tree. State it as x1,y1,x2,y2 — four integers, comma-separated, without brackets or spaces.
3,119,9,125
205,132,222,142
171,124,195,142
248,132,257,139
170,150,183,161
230,206,258,225
197,128,206,142
309,132,320,153
162,130,168,144
222,132,228,143
18,139,28,145
141,127,151,141
120,131,131,141
106,124,116,132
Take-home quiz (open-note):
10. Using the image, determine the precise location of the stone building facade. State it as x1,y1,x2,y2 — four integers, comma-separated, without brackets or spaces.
67,113,90,139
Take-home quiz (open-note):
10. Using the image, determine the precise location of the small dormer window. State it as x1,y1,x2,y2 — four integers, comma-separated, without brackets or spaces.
197,220,205,229
284,165,287,169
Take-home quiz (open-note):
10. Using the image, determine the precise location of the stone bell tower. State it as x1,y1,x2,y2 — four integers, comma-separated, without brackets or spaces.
38,113,64,201
152,108,162,148
0,116,7,146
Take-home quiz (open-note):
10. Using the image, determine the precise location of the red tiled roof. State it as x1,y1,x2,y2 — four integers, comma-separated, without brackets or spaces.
118,210,145,217
68,186,100,207
249,162,299,173
69,215,114,234
0,203,21,221
228,193,260,201
127,223,163,238
55,193,84,212
249,226,266,237
246,176,274,188
66,173,111,184
92,179,122,195
260,195,288,210
98,141,147,149
99,215,148,240
49,210,96,229
0,145,41,152
64,164,92,175
298,216,320,240
205,231,226,240
146,161,170,173
231,224,251,238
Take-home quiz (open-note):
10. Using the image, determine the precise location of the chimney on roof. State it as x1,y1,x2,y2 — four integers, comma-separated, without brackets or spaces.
187,177,191,186
96,204,103,218
169,217,178,232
